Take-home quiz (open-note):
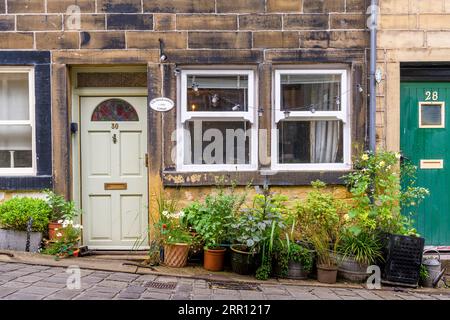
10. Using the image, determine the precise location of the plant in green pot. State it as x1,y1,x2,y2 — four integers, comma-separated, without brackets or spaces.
229,209,266,275
184,188,245,272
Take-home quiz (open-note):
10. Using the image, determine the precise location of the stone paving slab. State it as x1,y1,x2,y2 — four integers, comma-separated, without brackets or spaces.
0,262,449,300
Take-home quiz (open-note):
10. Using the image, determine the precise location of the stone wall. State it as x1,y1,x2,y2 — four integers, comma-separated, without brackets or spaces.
377,0,450,150
0,0,369,51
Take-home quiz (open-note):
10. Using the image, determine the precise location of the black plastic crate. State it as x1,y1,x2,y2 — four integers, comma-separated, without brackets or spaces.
381,234,425,286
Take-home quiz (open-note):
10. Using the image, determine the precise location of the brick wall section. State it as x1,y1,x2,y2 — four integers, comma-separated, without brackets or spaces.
0,0,369,50
377,0,450,148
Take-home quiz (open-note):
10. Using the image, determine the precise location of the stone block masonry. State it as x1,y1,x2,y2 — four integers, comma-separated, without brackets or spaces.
0,0,369,50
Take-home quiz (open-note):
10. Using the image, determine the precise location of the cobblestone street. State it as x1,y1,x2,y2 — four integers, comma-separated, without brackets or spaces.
0,262,449,300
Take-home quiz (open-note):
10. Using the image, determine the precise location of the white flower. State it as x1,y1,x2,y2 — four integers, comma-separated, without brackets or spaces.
361,154,369,161
344,214,350,221
162,210,170,217
379,161,385,167
54,228,58,231
56,233,62,237
395,152,402,159
57,220,63,224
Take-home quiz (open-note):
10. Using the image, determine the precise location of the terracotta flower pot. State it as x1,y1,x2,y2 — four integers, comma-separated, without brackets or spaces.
164,243,190,268
48,222,63,240
317,264,338,284
204,247,226,271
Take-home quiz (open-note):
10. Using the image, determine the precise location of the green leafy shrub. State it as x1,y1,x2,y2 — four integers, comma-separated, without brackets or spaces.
343,150,429,236
44,189,80,222
43,222,82,258
0,197,51,233
295,181,348,267
338,231,383,265
184,187,246,249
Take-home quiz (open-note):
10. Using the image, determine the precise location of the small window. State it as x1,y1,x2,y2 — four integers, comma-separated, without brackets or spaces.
178,70,257,172
272,69,351,171
419,102,445,128
91,98,139,121
0,68,35,175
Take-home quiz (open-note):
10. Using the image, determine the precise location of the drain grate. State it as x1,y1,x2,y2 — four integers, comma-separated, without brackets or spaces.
145,281,177,290
208,281,261,291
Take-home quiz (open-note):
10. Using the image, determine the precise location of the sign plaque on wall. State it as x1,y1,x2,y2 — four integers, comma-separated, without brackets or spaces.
149,97,175,112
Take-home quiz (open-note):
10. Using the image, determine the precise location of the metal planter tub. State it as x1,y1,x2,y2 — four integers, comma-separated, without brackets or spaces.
0,228,42,253
336,254,369,283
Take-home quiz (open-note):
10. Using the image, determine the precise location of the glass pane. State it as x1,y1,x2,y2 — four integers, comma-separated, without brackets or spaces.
280,74,341,112
187,75,248,112
91,99,139,121
185,120,251,165
0,125,32,168
0,73,30,121
421,104,443,126
278,120,343,164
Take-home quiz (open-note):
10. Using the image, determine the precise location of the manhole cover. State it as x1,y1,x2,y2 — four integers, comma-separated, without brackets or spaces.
145,281,177,290
208,281,261,291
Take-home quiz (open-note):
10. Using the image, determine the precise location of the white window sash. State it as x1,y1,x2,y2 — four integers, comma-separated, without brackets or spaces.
0,67,36,176
177,69,258,172
272,69,351,171
180,69,255,123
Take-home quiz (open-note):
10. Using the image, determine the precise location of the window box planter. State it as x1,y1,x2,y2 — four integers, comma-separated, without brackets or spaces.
0,228,42,253
380,233,425,287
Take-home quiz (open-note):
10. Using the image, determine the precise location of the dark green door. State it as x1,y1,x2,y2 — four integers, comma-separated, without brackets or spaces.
400,82,450,245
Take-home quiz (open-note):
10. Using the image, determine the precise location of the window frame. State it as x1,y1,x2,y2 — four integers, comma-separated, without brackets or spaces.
418,101,445,129
0,66,36,176
177,69,258,172
271,68,351,171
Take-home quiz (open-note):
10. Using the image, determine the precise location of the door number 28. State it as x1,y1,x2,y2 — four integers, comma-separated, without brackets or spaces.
425,91,439,101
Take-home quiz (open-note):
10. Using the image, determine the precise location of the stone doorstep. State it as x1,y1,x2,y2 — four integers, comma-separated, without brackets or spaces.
1,250,450,296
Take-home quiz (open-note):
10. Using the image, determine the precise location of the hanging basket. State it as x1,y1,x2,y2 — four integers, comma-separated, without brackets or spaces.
163,243,190,268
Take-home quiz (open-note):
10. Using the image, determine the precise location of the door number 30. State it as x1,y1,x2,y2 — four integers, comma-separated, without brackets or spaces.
425,91,439,101
111,123,119,129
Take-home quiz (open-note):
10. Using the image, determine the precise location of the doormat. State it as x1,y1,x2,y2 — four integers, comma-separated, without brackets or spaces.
208,281,261,291
145,281,177,290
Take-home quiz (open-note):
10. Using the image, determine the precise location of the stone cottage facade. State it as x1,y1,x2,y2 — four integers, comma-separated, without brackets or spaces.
0,0,370,249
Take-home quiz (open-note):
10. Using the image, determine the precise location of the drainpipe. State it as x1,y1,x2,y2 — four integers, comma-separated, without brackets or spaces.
369,0,378,153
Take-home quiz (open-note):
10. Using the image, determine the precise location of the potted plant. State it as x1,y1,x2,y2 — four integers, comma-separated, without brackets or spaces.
157,210,193,268
0,197,51,252
184,188,246,272
337,231,383,282
229,209,265,275
296,181,347,284
43,220,82,259
250,190,288,281
44,190,80,241
274,238,314,280
343,150,429,286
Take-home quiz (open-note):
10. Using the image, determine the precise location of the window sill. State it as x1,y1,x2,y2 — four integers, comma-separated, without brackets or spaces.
0,175,52,190
162,170,351,187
